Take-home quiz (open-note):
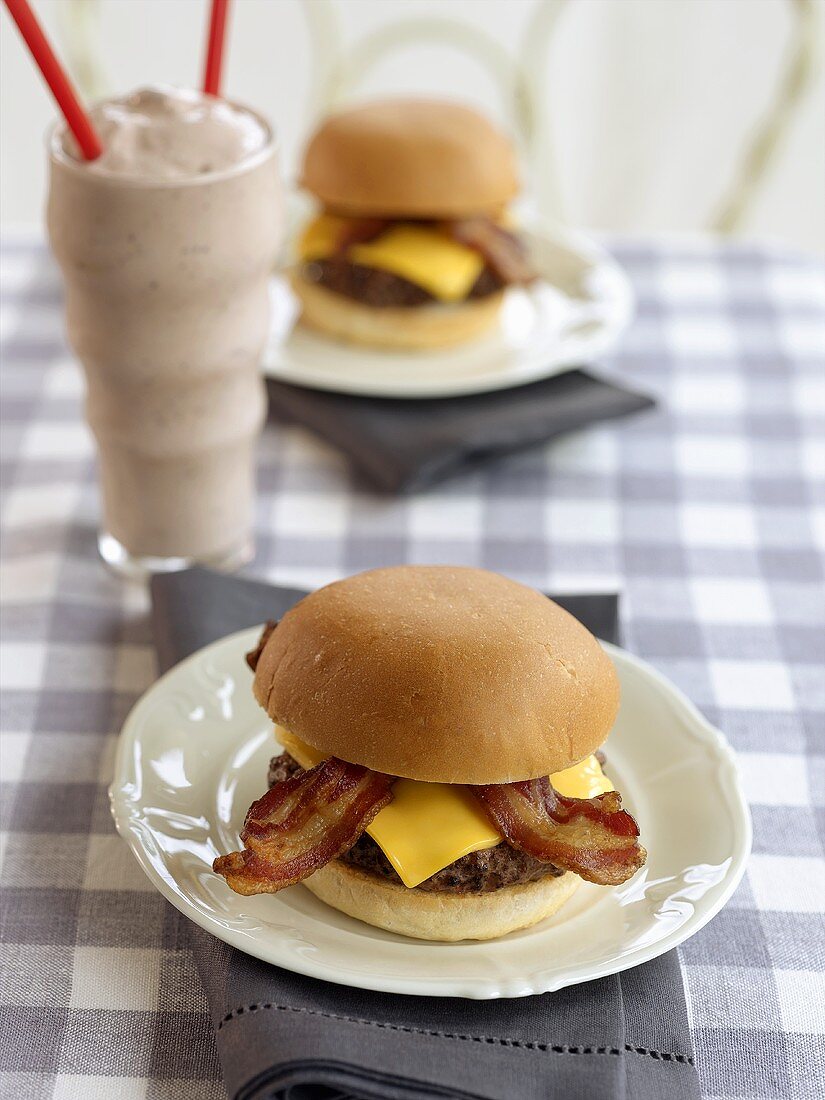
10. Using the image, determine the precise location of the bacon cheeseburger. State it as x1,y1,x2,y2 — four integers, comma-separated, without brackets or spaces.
291,99,535,350
214,566,646,941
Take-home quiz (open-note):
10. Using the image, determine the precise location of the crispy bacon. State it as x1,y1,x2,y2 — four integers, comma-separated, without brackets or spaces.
213,758,394,896
330,214,534,286
245,620,278,673
443,217,535,285
334,217,391,253
472,779,646,886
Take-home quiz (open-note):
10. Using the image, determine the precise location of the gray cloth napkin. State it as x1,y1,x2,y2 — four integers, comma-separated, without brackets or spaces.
266,370,655,493
150,567,700,1100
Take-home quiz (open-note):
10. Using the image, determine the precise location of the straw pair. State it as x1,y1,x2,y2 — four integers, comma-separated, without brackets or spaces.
2,0,232,159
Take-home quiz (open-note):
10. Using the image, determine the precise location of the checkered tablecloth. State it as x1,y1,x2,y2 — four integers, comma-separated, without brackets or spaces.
1,234,823,1100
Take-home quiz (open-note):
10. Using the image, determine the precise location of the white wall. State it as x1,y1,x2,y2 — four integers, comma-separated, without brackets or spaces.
2,0,824,251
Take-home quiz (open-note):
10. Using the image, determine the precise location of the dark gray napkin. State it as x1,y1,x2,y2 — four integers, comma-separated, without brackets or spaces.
150,567,700,1100
266,370,655,493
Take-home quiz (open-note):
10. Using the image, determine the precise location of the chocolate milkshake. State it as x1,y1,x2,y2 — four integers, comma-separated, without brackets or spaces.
47,86,282,574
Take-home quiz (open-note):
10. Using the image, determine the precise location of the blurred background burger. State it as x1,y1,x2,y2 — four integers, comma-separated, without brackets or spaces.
291,98,536,350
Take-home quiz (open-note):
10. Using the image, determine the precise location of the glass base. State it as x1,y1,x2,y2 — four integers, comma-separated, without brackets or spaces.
98,531,254,580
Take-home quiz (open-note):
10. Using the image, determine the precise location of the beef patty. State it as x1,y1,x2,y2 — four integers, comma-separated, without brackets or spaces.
267,752,563,895
300,258,504,309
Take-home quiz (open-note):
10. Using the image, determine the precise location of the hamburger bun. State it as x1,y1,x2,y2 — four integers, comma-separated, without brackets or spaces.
303,860,580,942
290,271,504,350
301,98,519,218
253,565,620,784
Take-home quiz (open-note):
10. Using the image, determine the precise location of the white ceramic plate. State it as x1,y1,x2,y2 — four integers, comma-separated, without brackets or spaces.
262,224,634,399
110,628,750,1000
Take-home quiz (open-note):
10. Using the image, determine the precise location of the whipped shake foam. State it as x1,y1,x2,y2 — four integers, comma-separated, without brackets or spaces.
48,86,282,571
71,86,268,179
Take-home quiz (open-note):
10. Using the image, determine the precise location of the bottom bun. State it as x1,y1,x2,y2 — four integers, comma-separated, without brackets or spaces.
302,860,580,942
290,273,505,351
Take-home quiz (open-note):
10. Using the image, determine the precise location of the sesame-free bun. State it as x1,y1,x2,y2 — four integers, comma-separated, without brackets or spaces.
252,565,620,785
290,271,504,350
303,860,579,941
300,98,519,218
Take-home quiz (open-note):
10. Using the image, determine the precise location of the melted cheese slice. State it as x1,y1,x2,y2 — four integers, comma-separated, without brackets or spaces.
297,215,484,303
348,226,484,302
298,213,353,262
275,727,612,889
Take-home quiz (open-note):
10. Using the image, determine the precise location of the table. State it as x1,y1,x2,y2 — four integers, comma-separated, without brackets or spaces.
1,235,823,1100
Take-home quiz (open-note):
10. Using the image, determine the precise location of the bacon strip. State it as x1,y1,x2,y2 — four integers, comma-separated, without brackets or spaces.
472,778,646,886
213,758,394,896
245,620,277,672
444,217,535,285
334,217,391,253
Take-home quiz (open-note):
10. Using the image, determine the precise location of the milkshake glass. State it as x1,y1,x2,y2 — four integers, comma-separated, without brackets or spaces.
47,87,282,575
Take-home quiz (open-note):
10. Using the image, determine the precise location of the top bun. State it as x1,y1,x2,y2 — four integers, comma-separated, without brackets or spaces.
300,99,519,218
251,566,619,785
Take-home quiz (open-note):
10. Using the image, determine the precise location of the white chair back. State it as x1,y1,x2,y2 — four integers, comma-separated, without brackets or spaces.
59,0,819,232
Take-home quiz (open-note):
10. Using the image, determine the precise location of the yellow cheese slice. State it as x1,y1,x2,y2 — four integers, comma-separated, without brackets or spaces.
368,778,501,889
275,727,612,889
297,216,485,302
348,225,484,303
298,213,353,262
552,756,614,800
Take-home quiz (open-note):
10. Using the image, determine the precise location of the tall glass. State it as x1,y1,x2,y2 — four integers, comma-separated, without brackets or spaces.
47,104,281,576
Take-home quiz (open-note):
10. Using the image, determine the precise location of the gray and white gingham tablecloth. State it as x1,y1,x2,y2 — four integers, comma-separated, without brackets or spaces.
1,234,823,1100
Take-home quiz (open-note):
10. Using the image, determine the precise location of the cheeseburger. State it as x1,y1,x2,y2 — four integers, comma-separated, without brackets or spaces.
214,566,646,941
291,99,535,350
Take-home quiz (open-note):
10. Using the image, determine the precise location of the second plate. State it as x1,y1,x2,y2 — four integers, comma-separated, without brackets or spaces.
262,224,633,399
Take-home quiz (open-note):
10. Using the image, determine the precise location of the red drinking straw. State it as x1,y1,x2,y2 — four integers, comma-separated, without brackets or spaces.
202,0,231,97
3,0,102,160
